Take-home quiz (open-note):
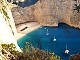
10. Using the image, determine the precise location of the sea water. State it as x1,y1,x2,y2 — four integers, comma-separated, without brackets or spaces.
14,0,38,7
17,23,80,60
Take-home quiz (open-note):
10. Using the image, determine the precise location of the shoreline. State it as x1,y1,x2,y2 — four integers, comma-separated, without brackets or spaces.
15,22,41,40
15,22,80,40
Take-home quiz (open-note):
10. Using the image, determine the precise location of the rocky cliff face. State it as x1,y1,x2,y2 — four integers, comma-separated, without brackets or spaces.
0,0,21,54
11,0,80,28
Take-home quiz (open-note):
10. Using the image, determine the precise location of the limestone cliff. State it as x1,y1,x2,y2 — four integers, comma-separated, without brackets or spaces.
0,0,21,54
12,0,80,28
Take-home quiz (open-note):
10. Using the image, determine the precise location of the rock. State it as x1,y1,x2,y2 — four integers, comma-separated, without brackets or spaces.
11,0,80,28
69,53,80,60
11,6,37,26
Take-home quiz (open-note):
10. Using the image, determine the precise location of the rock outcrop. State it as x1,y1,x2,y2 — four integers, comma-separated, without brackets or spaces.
69,53,80,60
0,0,21,53
11,0,80,28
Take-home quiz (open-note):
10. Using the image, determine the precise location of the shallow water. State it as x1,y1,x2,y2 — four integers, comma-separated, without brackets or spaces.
17,23,80,60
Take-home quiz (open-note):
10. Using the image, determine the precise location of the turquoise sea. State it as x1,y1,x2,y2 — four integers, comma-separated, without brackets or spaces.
17,23,80,60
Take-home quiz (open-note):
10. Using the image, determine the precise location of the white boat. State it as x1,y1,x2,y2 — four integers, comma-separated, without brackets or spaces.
46,29,49,35
65,45,69,54
20,0,25,2
44,27,46,29
16,1,19,3
53,36,56,41
19,0,28,2
46,33,49,35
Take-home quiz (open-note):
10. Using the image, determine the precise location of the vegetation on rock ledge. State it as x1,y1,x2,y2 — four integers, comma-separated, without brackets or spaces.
1,43,60,60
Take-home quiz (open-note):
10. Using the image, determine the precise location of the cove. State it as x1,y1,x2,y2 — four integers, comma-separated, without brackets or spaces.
17,23,80,60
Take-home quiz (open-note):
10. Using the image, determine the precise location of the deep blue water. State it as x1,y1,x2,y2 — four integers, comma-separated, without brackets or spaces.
14,0,38,7
17,23,80,60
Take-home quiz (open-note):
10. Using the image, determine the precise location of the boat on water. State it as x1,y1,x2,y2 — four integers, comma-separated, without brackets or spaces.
53,36,56,41
19,0,24,2
65,45,69,54
46,29,49,35
44,27,46,29
16,0,28,3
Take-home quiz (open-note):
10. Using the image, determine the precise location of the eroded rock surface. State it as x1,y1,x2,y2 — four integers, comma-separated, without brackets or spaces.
11,0,80,28
69,53,80,60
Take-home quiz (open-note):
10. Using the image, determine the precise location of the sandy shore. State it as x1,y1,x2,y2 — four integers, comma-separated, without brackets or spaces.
15,22,41,40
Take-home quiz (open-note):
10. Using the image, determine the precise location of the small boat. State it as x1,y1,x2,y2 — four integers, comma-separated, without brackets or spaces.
16,1,19,3
53,36,56,41
44,27,46,29
46,29,49,35
65,45,69,54
20,0,25,2
46,33,49,35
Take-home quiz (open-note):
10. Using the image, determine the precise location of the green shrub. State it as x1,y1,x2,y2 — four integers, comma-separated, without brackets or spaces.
2,43,16,54
1,43,61,60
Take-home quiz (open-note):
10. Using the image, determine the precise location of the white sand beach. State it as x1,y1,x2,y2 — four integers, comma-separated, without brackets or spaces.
15,22,41,40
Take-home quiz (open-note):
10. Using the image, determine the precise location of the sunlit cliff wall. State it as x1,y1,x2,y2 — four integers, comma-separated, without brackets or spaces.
12,0,80,28
0,0,21,52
